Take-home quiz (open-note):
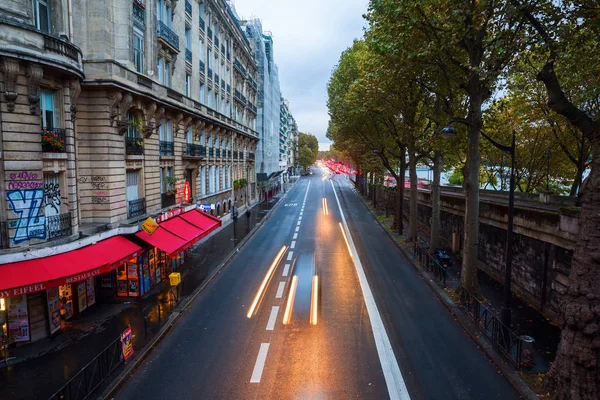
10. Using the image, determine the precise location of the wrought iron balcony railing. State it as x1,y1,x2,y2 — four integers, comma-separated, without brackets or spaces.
161,193,176,208
157,20,180,50
41,127,66,153
128,198,146,219
159,140,174,156
47,212,72,240
234,58,246,76
248,152,255,161
125,136,144,155
208,147,214,157
186,143,206,157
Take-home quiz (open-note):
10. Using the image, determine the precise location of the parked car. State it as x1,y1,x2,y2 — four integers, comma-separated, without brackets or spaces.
433,249,452,267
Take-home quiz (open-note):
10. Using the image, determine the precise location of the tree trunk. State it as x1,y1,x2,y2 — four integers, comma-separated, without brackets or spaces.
408,145,418,243
461,93,483,297
543,139,600,400
430,151,442,251
392,148,406,234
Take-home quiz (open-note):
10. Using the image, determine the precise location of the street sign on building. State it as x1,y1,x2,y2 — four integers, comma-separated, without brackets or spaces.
141,217,158,235
198,204,215,212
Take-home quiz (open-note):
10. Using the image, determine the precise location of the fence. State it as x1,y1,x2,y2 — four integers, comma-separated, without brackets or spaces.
49,337,123,400
413,242,447,287
461,291,525,367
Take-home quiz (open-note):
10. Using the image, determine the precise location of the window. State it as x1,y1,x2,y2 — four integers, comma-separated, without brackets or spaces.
160,167,173,194
185,74,191,96
207,88,212,108
134,29,145,73
126,171,139,202
156,0,171,27
186,126,193,144
157,58,164,84
33,0,50,33
200,166,206,195
165,61,171,87
40,90,58,129
43,173,61,217
127,112,140,138
216,166,220,192
158,120,165,141
199,39,204,61
185,27,192,50
199,83,205,104
165,120,173,141
207,48,211,70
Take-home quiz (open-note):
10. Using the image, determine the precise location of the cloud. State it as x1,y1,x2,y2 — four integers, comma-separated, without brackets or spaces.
233,0,368,148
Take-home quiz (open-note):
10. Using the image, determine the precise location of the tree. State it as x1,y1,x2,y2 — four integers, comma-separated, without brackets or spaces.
298,147,315,170
512,1,600,397
298,133,318,158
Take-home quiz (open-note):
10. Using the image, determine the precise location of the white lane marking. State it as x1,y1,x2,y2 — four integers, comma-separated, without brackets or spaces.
283,264,290,276
291,240,296,249
266,306,279,331
293,233,298,240
330,180,411,400
250,343,270,383
297,221,301,226
295,226,299,232
298,217,302,222
287,250,294,261
276,281,286,298
300,212,303,216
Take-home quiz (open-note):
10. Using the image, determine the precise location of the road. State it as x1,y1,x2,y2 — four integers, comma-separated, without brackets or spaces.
116,169,520,400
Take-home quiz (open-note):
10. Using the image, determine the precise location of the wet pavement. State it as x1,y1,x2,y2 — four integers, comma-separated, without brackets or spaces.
0,184,293,400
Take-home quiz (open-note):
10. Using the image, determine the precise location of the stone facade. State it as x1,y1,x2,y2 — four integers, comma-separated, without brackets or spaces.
0,0,259,253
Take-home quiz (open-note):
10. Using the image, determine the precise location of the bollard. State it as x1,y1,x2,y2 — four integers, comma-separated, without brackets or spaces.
519,335,535,368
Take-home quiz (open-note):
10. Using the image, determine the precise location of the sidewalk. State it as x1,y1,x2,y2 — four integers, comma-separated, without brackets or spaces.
0,187,292,400
348,177,560,393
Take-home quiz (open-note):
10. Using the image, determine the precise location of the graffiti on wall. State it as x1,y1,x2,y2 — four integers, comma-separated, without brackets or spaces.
44,182,61,213
7,172,43,190
6,189,46,243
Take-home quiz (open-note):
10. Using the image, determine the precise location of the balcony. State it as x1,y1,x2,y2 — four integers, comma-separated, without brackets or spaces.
41,128,66,153
227,150,232,158
234,89,243,104
128,198,146,219
208,147,214,157
208,68,213,79
199,59,205,73
47,212,72,240
241,94,247,104
125,137,144,155
44,35,80,63
137,74,153,89
161,193,176,208
185,48,192,64
157,20,180,52
185,0,192,15
249,152,255,161
186,143,206,158
234,59,246,76
159,140,174,156
199,17,205,31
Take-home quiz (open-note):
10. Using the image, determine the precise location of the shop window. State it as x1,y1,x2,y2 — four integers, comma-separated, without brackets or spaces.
33,0,50,33
40,90,59,129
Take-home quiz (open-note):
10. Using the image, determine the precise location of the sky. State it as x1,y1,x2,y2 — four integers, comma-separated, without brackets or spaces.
233,0,369,151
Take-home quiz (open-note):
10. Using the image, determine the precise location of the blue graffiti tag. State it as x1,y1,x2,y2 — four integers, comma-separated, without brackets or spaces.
7,189,46,243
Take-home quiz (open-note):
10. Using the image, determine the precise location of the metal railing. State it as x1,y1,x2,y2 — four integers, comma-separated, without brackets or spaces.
186,143,206,157
461,291,524,367
208,147,214,157
49,336,123,400
159,140,174,156
161,193,176,208
199,59,205,73
43,35,80,62
125,137,144,155
47,213,72,240
248,152,255,161
157,20,179,50
185,48,192,64
233,58,246,76
41,128,66,153
185,0,192,15
128,198,146,219
413,242,447,286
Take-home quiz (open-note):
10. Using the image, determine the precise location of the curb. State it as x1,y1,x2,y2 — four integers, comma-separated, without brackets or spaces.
347,184,539,400
99,181,299,400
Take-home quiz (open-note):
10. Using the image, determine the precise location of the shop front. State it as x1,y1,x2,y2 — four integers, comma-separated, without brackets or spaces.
112,208,221,298
0,236,141,345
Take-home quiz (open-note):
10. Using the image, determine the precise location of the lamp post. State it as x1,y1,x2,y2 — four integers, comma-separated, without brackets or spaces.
441,119,516,328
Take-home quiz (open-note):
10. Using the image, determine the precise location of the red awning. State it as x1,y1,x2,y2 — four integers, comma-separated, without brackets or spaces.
135,227,188,255
160,217,204,242
0,236,141,299
180,209,221,233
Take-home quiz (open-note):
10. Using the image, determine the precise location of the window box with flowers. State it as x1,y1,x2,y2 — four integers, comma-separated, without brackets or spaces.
41,128,66,153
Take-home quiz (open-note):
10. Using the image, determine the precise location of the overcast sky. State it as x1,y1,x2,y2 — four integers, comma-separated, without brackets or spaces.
233,0,369,151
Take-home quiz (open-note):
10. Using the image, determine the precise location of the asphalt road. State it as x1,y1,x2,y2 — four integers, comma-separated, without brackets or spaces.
116,169,520,400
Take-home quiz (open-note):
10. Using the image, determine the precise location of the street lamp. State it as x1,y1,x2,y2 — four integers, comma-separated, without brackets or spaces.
442,120,516,328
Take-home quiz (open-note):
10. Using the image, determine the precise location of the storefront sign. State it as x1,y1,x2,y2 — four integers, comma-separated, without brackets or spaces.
1,283,47,298
156,208,182,224
121,326,134,361
198,203,215,212
184,181,191,204
65,269,101,285
7,295,30,342
46,288,61,334
141,217,158,235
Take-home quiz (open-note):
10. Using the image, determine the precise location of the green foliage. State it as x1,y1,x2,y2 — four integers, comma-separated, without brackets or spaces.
298,147,315,169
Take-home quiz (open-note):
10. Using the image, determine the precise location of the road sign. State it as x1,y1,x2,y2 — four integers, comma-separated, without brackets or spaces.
198,203,215,212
